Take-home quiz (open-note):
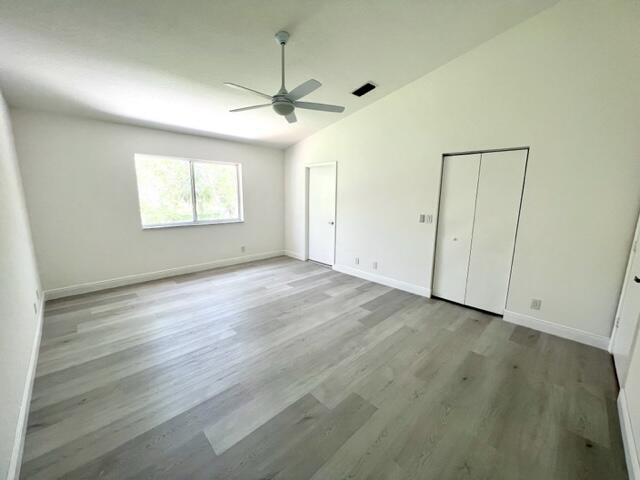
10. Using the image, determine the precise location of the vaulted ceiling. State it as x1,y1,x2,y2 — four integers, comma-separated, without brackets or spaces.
0,0,558,147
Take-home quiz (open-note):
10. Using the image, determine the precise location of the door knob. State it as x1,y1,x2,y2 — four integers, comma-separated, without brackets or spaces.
328,221,335,225
452,237,458,241
635,276,640,284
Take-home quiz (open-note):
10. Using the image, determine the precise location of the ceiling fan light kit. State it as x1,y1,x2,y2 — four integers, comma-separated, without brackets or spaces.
225,30,345,124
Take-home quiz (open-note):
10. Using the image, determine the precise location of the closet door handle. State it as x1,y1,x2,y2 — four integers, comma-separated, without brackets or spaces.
634,276,640,284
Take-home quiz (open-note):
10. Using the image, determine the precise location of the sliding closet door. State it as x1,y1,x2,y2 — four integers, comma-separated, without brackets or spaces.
433,154,481,303
465,150,527,314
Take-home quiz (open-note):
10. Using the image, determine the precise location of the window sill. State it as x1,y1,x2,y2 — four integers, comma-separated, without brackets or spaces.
142,219,244,230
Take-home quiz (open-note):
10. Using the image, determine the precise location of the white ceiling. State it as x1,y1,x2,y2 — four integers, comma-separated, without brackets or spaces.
0,0,558,148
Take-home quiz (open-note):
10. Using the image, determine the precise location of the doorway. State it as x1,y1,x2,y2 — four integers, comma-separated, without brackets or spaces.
432,148,528,315
306,162,337,266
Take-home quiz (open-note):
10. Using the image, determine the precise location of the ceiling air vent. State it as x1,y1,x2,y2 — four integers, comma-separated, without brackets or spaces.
351,82,377,97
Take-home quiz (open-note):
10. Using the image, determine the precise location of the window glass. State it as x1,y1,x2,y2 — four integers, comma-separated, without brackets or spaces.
135,155,194,226
134,154,242,227
194,161,240,221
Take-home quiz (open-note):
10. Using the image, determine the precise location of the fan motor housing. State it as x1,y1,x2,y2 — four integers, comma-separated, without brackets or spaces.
272,97,294,116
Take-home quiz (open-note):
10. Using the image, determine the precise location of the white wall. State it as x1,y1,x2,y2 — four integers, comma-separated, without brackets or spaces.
11,110,284,295
0,92,42,479
285,0,640,341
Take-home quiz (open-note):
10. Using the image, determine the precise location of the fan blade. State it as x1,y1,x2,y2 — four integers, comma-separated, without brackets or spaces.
285,111,297,123
229,104,271,112
224,82,272,100
287,79,322,101
295,101,345,113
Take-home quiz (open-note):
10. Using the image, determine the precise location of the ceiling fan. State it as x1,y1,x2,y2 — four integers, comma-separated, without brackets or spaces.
225,31,345,124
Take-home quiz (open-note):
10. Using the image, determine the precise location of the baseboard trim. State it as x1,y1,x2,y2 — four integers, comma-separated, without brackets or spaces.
332,264,431,297
618,388,640,480
8,296,44,480
503,309,610,350
44,250,285,300
283,250,306,261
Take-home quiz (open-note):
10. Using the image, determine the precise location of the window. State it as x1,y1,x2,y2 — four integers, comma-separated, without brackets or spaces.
134,154,243,228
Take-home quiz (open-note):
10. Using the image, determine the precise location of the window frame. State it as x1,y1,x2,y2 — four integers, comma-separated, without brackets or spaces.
134,154,244,230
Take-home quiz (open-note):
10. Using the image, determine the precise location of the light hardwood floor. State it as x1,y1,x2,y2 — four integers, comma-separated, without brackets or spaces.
21,256,627,479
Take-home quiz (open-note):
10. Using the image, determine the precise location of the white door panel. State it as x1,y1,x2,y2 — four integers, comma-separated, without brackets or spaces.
433,154,481,303
308,164,336,265
465,150,527,314
623,335,640,464
612,218,640,384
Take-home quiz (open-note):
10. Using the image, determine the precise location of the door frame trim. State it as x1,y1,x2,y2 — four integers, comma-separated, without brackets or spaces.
305,161,338,265
609,213,640,353
430,147,530,313
618,388,640,480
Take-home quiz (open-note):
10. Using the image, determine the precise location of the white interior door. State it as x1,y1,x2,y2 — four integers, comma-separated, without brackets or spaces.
622,335,640,464
433,154,481,303
308,164,336,265
612,218,640,384
465,150,527,314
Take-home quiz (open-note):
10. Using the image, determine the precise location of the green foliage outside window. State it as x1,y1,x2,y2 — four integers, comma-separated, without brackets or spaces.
135,155,241,227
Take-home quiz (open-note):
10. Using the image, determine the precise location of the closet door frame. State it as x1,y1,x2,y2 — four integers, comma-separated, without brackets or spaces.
430,146,530,314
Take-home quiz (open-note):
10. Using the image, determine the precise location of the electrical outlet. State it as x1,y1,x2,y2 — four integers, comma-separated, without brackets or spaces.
372,261,378,270
530,299,542,310
354,257,359,265
240,246,246,253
